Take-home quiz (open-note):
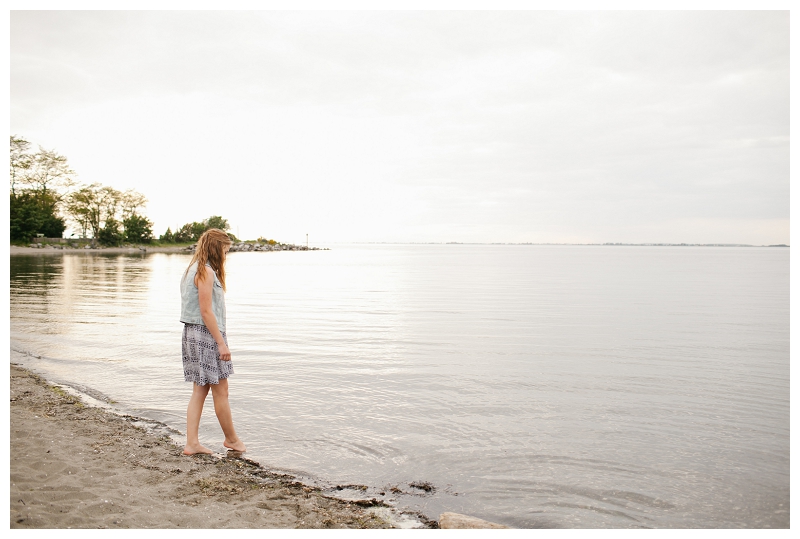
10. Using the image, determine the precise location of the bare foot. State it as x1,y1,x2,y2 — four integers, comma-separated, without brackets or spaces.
223,438,246,452
183,443,213,455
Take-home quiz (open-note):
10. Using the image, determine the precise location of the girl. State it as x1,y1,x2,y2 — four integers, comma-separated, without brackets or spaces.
180,228,246,455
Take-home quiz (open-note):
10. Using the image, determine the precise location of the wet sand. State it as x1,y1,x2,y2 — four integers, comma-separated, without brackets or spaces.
9,364,400,529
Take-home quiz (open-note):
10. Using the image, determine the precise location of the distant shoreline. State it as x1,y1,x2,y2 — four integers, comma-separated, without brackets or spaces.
9,243,789,256
319,242,789,247
9,243,326,255
9,245,190,255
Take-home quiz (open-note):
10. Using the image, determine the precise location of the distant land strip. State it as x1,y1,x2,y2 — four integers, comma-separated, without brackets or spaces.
332,242,789,247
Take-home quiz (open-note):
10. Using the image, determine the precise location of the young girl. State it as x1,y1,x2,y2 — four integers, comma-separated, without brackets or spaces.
180,228,246,455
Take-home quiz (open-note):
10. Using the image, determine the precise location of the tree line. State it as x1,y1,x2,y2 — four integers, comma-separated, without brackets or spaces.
159,216,236,243
10,135,153,245
10,136,237,246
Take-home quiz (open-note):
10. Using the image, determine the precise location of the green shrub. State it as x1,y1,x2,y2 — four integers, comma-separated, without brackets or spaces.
97,217,124,246
123,214,154,243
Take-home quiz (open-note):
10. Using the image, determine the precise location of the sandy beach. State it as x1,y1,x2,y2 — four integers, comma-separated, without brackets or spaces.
9,364,408,529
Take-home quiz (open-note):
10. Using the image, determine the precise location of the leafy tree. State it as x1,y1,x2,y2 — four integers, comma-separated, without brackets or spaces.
205,215,229,231
10,135,153,244
167,216,233,243
10,136,32,196
97,217,124,246
9,136,70,241
38,204,67,238
9,193,40,242
123,214,153,243
10,191,66,242
26,147,75,197
64,183,124,239
159,227,174,243
120,190,148,220
173,221,206,242
64,185,94,238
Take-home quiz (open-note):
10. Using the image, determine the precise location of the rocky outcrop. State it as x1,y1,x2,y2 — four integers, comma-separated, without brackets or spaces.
186,242,327,253
438,512,509,529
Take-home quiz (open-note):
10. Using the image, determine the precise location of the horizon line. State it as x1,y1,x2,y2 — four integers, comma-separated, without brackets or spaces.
311,242,790,247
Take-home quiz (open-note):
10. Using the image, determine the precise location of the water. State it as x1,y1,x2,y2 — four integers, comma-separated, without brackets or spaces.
9,244,789,528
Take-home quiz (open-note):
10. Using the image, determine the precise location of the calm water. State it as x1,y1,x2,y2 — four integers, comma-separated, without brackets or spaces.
9,245,789,528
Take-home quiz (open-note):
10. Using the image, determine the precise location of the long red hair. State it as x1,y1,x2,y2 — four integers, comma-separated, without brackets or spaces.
185,228,232,291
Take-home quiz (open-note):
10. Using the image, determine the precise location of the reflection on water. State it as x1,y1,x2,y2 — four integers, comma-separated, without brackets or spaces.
9,246,789,528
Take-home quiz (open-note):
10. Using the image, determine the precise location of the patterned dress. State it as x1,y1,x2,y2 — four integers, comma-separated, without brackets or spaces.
182,323,233,385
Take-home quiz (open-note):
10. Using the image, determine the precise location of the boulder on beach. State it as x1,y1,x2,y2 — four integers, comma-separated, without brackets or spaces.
438,512,509,529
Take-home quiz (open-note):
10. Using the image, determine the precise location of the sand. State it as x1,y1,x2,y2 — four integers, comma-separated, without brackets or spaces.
9,364,407,529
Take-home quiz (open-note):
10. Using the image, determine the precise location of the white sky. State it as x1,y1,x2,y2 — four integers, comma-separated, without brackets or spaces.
10,10,789,245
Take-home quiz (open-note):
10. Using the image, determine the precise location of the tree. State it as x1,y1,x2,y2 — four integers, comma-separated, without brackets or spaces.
64,186,93,238
23,147,75,199
10,135,154,243
123,214,153,243
120,190,148,220
10,136,32,196
97,217,123,246
10,193,40,242
38,202,67,238
159,227,174,243
10,191,66,242
167,216,232,243
9,136,69,241
173,221,207,243
205,215,229,231
64,183,124,240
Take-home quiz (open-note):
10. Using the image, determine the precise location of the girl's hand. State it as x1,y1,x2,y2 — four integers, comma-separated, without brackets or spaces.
218,342,232,361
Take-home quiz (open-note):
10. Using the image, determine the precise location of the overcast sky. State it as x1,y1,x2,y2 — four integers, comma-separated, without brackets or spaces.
10,10,788,245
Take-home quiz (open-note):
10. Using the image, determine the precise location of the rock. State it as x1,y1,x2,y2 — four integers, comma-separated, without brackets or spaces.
438,512,509,529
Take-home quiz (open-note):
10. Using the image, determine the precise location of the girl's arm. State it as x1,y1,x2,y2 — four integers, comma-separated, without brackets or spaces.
196,272,231,361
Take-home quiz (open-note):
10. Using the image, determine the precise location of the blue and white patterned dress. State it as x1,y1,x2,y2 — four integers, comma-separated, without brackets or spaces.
182,324,233,385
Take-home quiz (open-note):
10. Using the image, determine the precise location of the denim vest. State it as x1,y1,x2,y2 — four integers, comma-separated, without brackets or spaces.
180,262,226,332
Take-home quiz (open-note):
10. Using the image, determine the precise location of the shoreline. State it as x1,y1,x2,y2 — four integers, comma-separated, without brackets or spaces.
9,244,325,255
10,363,433,529
10,245,191,255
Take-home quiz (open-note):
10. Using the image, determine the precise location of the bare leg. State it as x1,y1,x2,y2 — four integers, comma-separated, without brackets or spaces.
183,383,213,455
210,378,246,452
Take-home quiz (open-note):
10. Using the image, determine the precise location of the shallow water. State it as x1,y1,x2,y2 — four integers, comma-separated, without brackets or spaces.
9,244,789,528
